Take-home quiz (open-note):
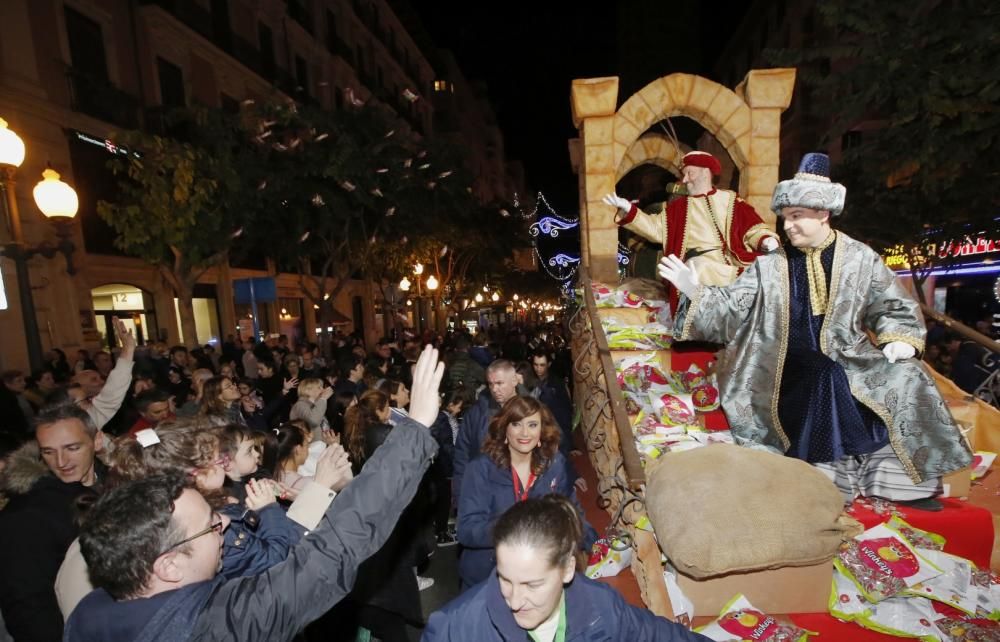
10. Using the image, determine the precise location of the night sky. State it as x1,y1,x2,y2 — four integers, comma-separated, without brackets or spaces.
412,1,753,213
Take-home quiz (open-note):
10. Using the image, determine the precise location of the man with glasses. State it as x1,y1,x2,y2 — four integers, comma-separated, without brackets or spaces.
63,346,446,641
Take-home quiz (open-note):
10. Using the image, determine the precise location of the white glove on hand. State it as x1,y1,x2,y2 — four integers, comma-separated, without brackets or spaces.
761,237,780,252
882,341,916,363
657,254,700,299
602,193,633,212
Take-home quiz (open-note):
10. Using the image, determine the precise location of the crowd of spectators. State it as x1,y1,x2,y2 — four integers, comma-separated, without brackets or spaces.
0,318,602,642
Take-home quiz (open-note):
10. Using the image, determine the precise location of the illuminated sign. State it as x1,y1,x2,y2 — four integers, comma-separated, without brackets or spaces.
72,130,142,158
884,234,1000,272
935,236,1000,259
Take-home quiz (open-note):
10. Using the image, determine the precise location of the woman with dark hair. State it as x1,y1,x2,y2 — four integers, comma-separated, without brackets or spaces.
425,496,709,641
456,396,597,590
340,388,429,641
200,375,245,424
342,389,392,472
324,389,357,437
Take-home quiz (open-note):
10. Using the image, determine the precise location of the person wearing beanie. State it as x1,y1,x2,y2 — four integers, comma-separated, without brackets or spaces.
658,153,971,510
603,150,780,312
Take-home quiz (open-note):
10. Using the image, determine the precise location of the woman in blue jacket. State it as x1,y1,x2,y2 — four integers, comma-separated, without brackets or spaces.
457,396,596,590
425,496,709,641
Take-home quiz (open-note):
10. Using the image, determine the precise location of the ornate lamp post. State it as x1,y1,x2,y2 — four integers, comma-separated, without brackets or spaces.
0,118,79,371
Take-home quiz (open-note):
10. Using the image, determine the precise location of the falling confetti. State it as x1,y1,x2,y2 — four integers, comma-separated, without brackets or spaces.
401,236,408,244
300,231,310,242
242,99,255,106
440,245,448,257
427,181,437,189
384,130,395,138
289,138,301,149
402,88,419,102
340,180,356,192
311,194,325,206
500,209,510,217
376,168,389,174
437,170,453,178
417,150,427,159
257,180,267,190
371,188,384,197
386,206,396,216
418,163,430,170
231,227,244,238
314,132,329,142
403,158,413,168
273,143,288,152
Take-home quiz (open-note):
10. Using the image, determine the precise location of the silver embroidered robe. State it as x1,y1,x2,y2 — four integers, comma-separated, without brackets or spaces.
674,231,972,483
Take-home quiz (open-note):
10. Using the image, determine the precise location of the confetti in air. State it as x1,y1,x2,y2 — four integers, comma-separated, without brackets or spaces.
311,194,325,206
340,180,356,192
386,206,396,217
402,88,419,102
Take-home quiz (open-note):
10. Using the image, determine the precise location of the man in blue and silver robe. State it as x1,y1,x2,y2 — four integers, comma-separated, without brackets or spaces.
658,153,972,509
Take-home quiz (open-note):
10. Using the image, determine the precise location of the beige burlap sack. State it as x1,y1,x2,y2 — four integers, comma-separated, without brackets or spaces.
645,444,862,579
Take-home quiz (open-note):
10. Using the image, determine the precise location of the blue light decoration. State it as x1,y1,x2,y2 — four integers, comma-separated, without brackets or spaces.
548,253,581,268
617,243,632,266
530,216,579,238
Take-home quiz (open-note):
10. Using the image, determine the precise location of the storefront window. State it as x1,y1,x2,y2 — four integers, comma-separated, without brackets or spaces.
91,283,157,348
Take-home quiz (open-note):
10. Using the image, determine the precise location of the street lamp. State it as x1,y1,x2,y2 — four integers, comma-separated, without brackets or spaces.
413,263,424,276
399,276,411,291
491,292,500,302
0,117,79,371
426,275,439,290
474,293,483,304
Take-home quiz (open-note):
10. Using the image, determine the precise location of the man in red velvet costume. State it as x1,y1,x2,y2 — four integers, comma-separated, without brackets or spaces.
603,151,779,312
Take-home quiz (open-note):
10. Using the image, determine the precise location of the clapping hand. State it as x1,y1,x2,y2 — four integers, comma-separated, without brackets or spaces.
314,443,353,491
244,478,276,510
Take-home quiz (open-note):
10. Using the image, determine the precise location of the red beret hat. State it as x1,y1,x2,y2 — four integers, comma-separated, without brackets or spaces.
681,151,722,176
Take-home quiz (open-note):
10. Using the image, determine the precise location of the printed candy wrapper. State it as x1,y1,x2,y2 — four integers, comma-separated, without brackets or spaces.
887,516,946,551
831,567,946,640
591,282,617,307
934,616,1000,641
690,430,735,446
971,569,1000,619
829,567,871,621
696,594,815,642
858,595,944,641
971,451,997,480
617,360,674,394
671,364,721,412
602,322,673,350
834,523,942,603
649,391,697,427
906,548,980,615
585,536,633,579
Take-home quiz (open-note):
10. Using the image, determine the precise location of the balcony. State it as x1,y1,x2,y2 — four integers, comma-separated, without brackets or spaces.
66,68,140,129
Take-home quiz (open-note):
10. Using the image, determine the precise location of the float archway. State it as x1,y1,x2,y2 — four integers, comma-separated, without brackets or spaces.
571,69,796,281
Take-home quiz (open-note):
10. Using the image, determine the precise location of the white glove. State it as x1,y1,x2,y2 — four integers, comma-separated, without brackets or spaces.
602,192,633,212
657,254,700,299
882,341,916,363
761,237,780,252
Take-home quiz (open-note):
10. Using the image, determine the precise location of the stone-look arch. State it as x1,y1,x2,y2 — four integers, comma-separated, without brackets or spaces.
570,69,796,282
616,133,691,181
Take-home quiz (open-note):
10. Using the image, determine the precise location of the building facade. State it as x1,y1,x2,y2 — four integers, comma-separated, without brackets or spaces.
0,0,520,371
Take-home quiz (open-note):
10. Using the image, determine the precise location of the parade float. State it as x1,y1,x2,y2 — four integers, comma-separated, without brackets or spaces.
568,71,1000,638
